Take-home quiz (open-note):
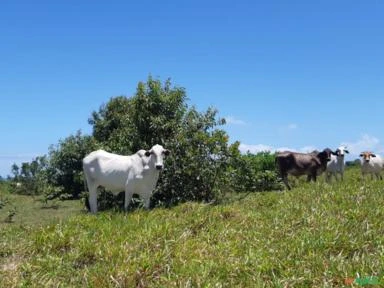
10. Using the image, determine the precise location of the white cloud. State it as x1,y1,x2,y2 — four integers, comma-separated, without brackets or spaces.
341,134,383,156
287,123,298,130
225,116,247,126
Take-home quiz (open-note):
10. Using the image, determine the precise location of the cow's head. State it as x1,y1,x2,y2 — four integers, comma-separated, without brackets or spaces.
144,144,170,170
317,148,333,164
335,146,349,158
360,151,376,163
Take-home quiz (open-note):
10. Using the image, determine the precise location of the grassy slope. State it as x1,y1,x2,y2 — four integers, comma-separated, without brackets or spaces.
1,168,384,287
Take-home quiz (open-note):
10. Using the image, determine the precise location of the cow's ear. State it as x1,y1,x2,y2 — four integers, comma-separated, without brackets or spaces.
332,150,338,156
371,154,376,157
345,150,349,154
359,153,364,157
145,151,151,157
163,149,170,156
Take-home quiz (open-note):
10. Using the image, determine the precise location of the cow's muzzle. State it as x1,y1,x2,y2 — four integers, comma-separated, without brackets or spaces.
155,164,163,170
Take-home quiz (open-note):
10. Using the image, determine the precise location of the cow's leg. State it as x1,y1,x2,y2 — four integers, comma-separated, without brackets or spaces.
142,193,151,209
88,183,98,213
326,172,331,183
124,184,134,211
282,174,291,190
333,173,338,182
309,171,317,182
84,172,98,213
136,185,151,209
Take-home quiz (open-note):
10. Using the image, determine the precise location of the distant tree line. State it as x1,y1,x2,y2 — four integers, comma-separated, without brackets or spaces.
9,76,279,209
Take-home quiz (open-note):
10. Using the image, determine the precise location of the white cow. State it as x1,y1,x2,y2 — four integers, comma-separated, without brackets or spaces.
326,146,349,182
83,144,170,213
360,151,383,180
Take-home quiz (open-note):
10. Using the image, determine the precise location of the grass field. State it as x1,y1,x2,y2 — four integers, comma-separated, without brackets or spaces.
1,168,384,287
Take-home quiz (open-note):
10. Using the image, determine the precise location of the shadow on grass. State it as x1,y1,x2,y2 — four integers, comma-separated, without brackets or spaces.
40,204,60,210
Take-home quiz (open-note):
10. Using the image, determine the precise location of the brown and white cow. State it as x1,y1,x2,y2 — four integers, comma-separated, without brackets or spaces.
359,151,383,180
276,148,333,190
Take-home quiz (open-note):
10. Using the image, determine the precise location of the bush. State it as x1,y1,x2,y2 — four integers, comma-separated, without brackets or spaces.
47,131,100,199
153,108,232,206
229,149,281,192
87,77,233,208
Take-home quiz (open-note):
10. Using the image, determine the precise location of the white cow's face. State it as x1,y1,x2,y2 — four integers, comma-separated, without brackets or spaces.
145,144,170,170
336,146,349,157
360,151,376,163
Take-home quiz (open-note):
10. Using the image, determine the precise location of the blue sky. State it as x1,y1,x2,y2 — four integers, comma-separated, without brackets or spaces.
1,0,383,177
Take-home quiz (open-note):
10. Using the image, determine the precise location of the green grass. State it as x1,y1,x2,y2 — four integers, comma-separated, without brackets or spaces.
1,168,384,287
0,192,83,228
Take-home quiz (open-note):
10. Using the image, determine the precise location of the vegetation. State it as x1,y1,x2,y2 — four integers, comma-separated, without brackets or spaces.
9,77,238,207
10,156,51,196
0,183,83,227
10,77,276,209
47,132,99,199
229,148,281,193
1,167,384,287
87,77,235,206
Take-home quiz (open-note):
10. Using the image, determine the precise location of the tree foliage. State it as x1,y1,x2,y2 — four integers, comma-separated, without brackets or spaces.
229,150,281,192
88,77,233,207
154,107,232,205
88,77,187,154
48,131,100,198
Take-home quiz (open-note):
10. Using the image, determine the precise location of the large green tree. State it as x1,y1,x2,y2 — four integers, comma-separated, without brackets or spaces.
89,77,187,154
88,76,233,206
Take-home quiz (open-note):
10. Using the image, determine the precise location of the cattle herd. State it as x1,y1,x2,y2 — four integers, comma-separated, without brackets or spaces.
276,146,384,190
83,144,383,213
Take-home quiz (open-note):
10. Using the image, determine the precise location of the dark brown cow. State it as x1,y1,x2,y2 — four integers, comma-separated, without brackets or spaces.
276,148,333,190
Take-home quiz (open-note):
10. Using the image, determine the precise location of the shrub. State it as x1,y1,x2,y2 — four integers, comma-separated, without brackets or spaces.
86,77,233,208
229,150,280,192
47,131,100,199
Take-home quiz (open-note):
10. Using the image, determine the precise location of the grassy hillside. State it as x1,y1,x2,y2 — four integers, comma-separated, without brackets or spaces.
1,168,384,287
